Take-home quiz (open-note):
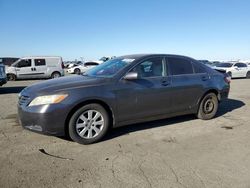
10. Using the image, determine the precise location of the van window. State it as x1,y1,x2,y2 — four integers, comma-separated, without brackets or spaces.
17,59,31,68
35,59,46,66
235,63,247,68
167,57,193,75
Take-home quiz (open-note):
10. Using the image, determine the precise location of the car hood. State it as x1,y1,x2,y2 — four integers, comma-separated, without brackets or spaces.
21,75,110,96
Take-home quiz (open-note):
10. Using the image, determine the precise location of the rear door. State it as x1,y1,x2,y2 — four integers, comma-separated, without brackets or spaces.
166,57,206,113
34,59,47,78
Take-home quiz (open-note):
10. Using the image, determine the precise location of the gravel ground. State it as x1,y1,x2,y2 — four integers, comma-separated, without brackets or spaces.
0,78,249,188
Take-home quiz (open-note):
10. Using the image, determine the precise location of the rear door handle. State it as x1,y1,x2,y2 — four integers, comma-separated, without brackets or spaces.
161,80,170,86
201,75,209,81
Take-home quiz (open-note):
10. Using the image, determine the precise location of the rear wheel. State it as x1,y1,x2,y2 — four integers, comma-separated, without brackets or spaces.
197,93,218,120
74,68,81,75
51,72,61,79
7,74,16,81
246,71,250,79
68,103,110,144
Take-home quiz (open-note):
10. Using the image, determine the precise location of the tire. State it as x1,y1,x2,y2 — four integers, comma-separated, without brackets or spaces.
246,71,250,79
197,93,218,120
7,74,16,81
74,68,81,75
68,103,110,144
228,72,232,78
51,72,61,79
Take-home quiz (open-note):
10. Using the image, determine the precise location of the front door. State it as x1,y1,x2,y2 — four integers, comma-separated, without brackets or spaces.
16,59,35,79
116,57,172,123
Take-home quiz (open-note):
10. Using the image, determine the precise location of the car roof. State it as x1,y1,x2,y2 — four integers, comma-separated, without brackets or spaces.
118,54,196,61
20,56,62,59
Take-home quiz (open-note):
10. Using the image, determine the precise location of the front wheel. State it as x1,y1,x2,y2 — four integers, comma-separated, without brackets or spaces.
197,93,218,120
7,74,16,81
68,104,110,144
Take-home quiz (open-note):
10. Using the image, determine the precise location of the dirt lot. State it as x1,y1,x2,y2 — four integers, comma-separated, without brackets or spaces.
0,79,249,188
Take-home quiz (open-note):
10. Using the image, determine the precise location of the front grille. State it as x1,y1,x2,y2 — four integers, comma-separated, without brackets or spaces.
18,95,30,106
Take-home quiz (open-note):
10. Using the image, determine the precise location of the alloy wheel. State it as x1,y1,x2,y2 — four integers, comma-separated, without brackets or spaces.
75,110,104,139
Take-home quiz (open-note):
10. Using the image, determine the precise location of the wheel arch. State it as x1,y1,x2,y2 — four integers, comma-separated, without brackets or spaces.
196,89,219,112
64,99,114,137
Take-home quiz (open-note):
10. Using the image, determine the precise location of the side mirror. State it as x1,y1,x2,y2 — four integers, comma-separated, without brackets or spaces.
124,72,138,80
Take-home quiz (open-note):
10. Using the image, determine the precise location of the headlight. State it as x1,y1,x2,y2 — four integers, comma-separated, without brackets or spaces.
29,94,68,106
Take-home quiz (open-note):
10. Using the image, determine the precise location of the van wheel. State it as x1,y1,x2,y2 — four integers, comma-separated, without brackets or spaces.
68,103,110,144
246,71,250,79
7,74,16,81
228,72,232,78
197,93,218,120
74,68,81,75
51,72,61,79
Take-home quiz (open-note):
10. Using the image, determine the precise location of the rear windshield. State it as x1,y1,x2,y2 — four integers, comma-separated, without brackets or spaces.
216,63,233,67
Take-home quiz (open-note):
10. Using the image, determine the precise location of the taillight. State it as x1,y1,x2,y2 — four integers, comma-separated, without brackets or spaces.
61,62,65,69
224,75,231,84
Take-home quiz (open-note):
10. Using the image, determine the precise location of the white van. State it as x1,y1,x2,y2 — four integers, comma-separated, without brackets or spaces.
6,56,64,80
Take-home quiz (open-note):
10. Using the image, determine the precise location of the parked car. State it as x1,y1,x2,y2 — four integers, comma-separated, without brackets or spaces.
18,54,230,144
0,63,7,86
215,62,250,78
67,61,102,74
6,56,64,80
66,61,83,69
0,57,19,67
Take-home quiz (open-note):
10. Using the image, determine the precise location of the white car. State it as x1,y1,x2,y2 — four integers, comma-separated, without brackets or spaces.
6,56,64,80
67,61,101,74
215,62,250,78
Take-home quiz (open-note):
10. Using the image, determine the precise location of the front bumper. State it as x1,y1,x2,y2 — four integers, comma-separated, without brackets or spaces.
18,103,70,136
0,78,7,86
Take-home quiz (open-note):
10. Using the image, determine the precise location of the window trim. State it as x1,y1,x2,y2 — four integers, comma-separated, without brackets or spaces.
120,56,167,80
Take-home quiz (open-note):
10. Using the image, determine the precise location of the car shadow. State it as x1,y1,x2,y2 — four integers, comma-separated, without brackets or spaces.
103,98,245,141
56,98,245,143
0,86,26,94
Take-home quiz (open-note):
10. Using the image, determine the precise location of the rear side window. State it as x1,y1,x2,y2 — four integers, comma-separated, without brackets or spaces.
167,57,193,75
35,59,46,66
193,62,207,73
235,63,247,68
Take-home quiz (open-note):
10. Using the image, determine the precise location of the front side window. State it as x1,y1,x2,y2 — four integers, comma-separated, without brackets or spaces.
17,59,31,68
168,57,193,75
35,59,46,66
131,57,164,78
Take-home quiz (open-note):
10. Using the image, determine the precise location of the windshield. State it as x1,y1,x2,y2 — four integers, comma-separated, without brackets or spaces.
86,58,135,77
11,59,21,67
216,63,233,68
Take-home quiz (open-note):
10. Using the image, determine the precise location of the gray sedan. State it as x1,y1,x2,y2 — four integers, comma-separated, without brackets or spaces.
18,54,230,144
